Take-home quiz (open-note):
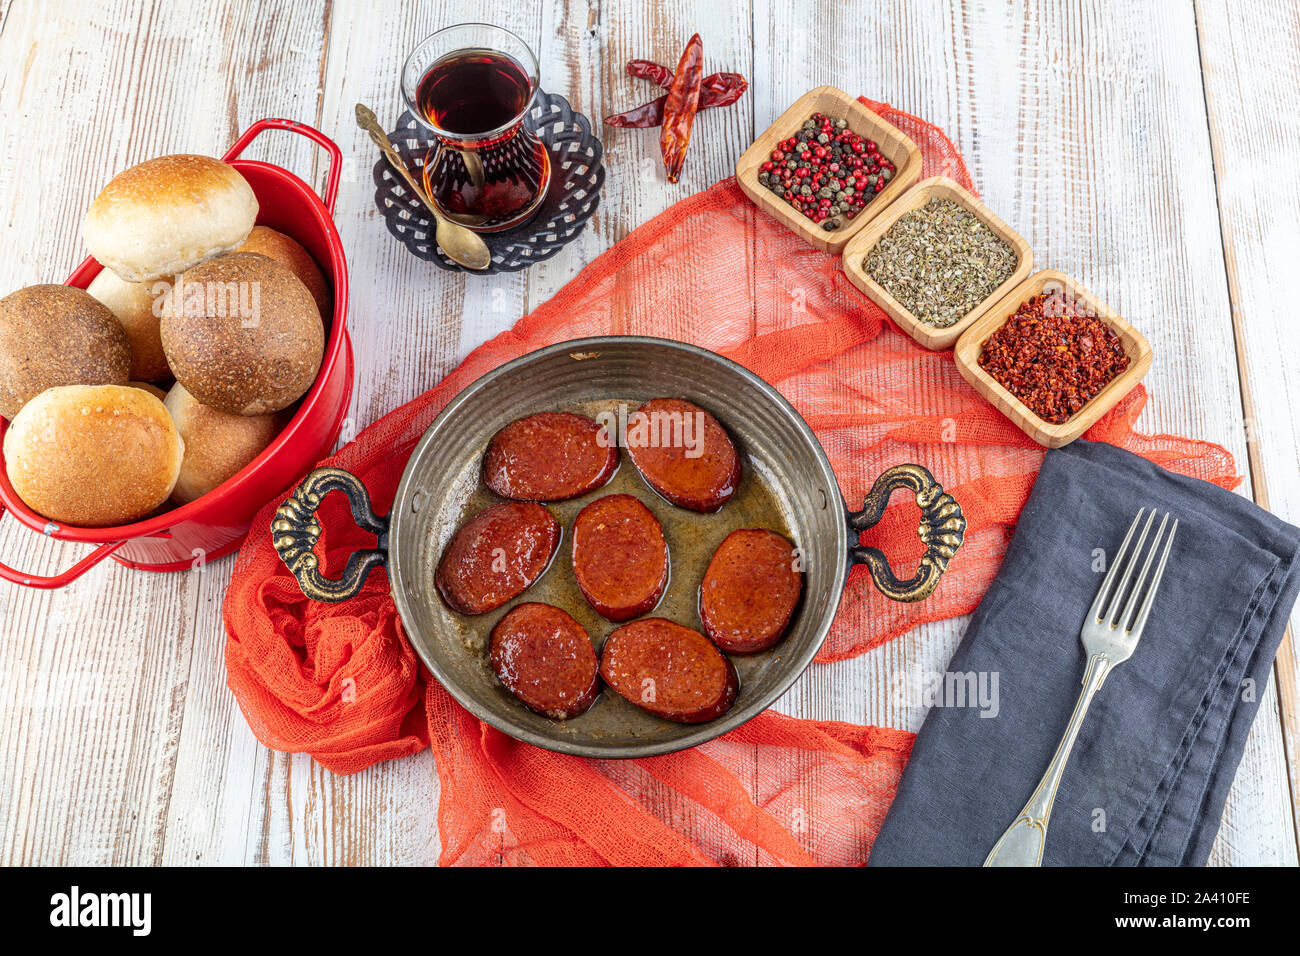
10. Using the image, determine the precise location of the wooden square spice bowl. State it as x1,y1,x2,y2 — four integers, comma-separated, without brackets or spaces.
953,269,1154,448
841,176,1033,350
735,85,922,254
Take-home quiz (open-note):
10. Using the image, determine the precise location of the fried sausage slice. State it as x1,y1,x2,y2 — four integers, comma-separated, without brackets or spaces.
435,501,560,615
625,398,740,512
700,529,803,653
483,411,618,501
572,494,669,621
490,603,599,719
599,618,739,723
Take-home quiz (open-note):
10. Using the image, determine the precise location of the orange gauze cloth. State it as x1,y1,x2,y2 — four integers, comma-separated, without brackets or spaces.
223,99,1239,865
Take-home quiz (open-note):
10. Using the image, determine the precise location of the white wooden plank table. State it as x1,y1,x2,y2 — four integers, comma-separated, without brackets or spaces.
0,0,1295,865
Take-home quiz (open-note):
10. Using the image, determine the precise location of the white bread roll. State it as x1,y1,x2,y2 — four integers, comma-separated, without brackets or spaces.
161,252,323,415
3,385,184,527
86,270,172,381
164,383,279,503
82,155,258,282
0,284,131,420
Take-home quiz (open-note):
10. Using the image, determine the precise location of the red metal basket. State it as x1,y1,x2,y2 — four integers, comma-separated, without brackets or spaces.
0,118,355,587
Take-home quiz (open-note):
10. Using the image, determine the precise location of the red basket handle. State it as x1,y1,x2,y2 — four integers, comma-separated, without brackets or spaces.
222,118,343,214
0,503,126,589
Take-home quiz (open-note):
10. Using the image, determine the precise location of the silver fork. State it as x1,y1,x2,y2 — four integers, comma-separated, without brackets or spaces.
983,508,1179,867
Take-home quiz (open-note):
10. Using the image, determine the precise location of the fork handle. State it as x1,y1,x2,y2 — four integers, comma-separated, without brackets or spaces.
983,653,1111,867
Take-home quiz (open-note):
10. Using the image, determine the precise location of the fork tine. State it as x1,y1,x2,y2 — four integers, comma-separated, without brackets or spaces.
1089,508,1145,623
1104,509,1155,627
1129,518,1178,637
1118,511,1170,632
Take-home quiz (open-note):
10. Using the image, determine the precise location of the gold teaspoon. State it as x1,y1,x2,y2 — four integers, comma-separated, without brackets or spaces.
354,103,491,271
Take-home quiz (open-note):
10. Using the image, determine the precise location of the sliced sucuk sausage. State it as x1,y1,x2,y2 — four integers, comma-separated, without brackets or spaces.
625,398,740,512
700,529,803,654
483,411,618,501
572,494,669,621
599,618,739,723
490,603,599,719
435,501,560,615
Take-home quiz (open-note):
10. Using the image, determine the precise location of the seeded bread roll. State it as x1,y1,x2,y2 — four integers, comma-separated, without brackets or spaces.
164,383,280,503
3,385,184,527
82,155,258,282
236,226,331,319
0,284,131,420
86,269,172,381
160,252,324,415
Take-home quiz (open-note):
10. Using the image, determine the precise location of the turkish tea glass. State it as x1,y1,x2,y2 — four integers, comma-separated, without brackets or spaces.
401,23,550,232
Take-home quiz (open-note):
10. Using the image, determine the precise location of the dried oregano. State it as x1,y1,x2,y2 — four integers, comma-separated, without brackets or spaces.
864,198,1017,328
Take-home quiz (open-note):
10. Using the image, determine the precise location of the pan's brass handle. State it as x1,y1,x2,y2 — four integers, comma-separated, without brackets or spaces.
271,467,389,603
846,463,966,602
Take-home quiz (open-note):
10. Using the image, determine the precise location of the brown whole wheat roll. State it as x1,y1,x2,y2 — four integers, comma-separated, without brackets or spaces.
160,252,324,416
0,284,131,421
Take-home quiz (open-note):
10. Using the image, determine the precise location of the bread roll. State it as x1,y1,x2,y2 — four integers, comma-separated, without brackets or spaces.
161,252,323,415
0,284,131,420
236,226,331,318
164,383,279,503
82,155,258,282
3,385,184,527
130,381,168,401
86,270,172,381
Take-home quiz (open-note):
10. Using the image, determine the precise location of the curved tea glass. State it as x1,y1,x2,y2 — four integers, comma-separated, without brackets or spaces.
401,24,551,232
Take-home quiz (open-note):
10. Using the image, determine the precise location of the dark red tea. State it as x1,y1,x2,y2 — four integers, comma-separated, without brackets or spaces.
416,48,532,135
416,47,550,230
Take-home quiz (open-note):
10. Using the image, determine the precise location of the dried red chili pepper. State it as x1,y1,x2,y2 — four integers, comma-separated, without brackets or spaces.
626,59,675,87
659,34,704,183
604,73,748,128
604,99,667,129
699,73,748,106
977,291,1130,424
630,59,746,99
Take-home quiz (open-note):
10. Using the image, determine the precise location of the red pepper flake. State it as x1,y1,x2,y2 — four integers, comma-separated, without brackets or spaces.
977,291,1130,424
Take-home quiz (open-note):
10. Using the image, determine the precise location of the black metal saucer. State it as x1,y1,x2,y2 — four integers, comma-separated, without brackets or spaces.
372,90,605,274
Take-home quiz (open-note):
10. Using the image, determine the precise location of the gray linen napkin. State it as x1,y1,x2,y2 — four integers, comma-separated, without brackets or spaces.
867,439,1300,866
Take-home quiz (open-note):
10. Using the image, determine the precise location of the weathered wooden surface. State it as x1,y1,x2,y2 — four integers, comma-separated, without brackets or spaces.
0,0,1294,865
